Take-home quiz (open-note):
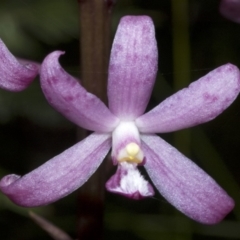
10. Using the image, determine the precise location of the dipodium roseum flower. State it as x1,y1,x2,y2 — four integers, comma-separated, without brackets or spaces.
0,16,239,224
0,39,39,91
220,0,240,23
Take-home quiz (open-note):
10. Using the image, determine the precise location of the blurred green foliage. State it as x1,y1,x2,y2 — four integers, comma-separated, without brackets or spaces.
0,0,240,239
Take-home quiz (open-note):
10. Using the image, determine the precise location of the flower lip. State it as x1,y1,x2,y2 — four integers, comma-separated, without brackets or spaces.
105,162,155,200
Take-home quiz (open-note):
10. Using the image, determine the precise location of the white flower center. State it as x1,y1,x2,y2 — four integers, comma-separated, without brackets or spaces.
111,121,144,165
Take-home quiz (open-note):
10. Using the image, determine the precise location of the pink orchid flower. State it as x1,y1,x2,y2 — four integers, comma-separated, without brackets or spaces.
0,16,239,224
220,0,240,23
0,39,39,91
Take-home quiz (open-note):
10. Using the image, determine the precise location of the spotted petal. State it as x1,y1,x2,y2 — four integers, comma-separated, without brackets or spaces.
0,133,111,207
40,51,119,132
136,64,240,133
108,16,158,120
0,39,39,91
142,134,234,224
220,0,240,23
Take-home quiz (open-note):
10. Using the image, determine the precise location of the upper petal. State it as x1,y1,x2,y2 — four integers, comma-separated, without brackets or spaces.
108,16,158,120
0,39,39,91
40,51,119,132
220,0,240,23
0,133,111,207
136,64,240,133
141,134,234,224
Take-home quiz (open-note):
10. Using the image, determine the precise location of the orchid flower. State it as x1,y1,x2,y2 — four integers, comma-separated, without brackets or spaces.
0,39,39,91
220,0,240,23
0,16,239,224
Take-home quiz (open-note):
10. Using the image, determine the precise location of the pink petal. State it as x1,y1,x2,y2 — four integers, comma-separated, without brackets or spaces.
136,64,240,133
40,51,119,132
141,134,234,224
220,0,240,23
106,162,154,199
0,39,39,91
0,133,111,207
108,16,158,120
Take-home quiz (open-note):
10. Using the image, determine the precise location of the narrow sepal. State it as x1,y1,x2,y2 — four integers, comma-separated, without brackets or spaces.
108,16,158,120
136,64,240,133
40,51,119,132
0,133,111,207
142,134,234,224
0,39,39,91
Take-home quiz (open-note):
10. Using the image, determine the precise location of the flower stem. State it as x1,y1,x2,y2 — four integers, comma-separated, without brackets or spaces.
77,1,112,239
79,0,111,103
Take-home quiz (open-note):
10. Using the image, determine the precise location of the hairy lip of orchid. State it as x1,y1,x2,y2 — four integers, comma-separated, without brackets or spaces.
0,15,239,224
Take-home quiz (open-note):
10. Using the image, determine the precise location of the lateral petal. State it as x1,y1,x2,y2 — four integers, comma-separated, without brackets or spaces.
220,0,240,23
40,51,119,132
0,39,39,91
108,16,158,120
0,133,111,207
136,64,240,133
141,134,234,224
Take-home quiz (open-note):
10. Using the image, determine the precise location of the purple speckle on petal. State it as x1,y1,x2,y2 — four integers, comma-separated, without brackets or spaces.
63,95,74,102
50,77,59,84
203,92,218,102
